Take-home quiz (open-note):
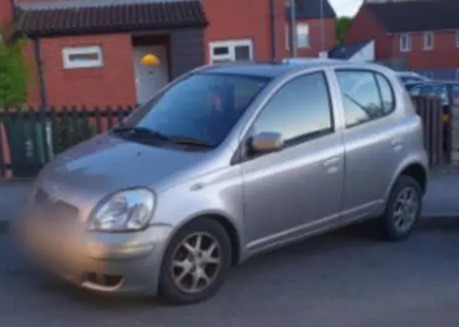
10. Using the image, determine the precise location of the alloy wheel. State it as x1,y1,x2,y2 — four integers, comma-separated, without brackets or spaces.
170,232,222,294
393,186,420,233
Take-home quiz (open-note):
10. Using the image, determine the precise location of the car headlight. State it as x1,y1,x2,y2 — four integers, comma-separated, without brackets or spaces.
88,188,155,232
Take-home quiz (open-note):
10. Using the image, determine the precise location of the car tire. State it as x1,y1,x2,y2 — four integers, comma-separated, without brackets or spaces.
159,218,232,305
380,175,422,241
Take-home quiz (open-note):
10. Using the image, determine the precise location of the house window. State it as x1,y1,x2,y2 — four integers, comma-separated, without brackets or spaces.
423,32,434,50
62,46,103,69
297,24,310,48
456,31,459,48
209,39,253,64
455,69,459,80
286,23,310,50
400,33,412,52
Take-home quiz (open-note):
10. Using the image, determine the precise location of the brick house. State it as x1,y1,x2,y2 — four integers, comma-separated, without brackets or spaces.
0,0,337,107
344,0,459,79
285,0,336,58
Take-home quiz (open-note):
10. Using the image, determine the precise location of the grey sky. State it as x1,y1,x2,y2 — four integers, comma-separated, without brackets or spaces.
329,0,363,17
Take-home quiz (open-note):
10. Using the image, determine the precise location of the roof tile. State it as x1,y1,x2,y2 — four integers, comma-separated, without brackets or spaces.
366,0,459,33
18,0,207,37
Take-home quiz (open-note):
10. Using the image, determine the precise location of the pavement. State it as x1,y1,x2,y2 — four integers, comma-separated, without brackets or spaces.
1,218,459,326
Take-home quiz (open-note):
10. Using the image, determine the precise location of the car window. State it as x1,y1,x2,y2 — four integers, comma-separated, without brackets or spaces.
123,73,269,147
336,70,395,127
409,86,422,96
431,85,449,106
252,72,333,145
375,74,395,113
421,85,434,97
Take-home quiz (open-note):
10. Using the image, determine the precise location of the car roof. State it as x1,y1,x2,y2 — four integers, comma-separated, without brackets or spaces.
200,58,365,79
409,80,459,86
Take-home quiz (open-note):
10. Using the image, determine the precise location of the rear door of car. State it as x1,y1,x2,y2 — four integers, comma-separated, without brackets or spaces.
332,68,404,221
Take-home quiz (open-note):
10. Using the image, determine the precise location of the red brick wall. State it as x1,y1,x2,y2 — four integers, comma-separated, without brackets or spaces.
344,7,391,59
32,34,136,107
202,0,287,62
203,0,336,62
391,31,459,70
0,0,13,29
279,18,336,58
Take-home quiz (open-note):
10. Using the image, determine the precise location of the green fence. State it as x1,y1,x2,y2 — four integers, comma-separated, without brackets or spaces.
0,106,135,178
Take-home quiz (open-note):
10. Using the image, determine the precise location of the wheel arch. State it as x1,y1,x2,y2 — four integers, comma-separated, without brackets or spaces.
386,161,428,201
165,211,243,266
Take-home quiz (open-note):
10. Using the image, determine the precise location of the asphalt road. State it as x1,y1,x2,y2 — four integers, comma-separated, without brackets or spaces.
1,220,459,327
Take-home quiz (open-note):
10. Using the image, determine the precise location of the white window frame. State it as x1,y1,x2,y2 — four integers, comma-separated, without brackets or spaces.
423,32,434,50
286,23,310,50
209,39,253,64
296,23,310,49
62,45,104,69
400,33,412,52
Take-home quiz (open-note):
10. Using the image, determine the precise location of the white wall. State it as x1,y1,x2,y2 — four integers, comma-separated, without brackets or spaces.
348,40,375,62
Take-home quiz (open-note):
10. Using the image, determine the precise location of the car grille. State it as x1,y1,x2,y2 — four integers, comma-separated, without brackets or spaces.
34,188,80,220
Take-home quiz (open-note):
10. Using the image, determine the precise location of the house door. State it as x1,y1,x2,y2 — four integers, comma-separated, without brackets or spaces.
133,45,169,105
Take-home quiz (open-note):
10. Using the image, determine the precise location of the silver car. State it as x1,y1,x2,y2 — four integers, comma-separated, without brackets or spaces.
16,59,428,304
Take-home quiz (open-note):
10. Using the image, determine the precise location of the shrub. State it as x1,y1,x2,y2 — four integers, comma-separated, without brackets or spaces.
0,39,27,108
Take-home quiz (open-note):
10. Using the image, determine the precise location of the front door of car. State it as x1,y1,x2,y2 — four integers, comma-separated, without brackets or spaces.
239,71,344,252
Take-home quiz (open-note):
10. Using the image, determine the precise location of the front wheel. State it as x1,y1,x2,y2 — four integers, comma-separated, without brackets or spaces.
159,218,232,304
380,175,422,241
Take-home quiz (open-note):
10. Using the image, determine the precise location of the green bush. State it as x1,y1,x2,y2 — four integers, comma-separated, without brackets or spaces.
0,39,27,108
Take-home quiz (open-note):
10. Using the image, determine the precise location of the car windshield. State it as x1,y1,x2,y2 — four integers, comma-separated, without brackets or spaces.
120,72,269,148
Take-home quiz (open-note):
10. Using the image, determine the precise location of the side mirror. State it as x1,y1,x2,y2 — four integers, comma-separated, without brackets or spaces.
250,132,284,154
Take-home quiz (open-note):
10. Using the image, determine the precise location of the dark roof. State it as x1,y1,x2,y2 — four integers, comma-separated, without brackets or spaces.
328,41,371,59
286,0,336,20
17,0,207,37
365,0,459,33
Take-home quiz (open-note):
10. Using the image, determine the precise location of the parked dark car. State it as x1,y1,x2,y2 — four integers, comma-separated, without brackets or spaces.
395,71,430,85
407,80,459,155
407,80,459,116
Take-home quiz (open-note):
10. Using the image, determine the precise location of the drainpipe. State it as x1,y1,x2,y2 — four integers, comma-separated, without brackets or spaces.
289,0,297,57
269,0,277,60
9,0,16,21
320,0,325,52
33,37,47,108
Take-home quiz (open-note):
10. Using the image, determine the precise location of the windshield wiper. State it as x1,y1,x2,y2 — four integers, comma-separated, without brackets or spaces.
112,127,215,149
112,126,172,142
167,136,216,149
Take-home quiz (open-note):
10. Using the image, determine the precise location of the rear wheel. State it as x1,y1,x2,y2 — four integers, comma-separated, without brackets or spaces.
380,175,422,241
159,218,231,304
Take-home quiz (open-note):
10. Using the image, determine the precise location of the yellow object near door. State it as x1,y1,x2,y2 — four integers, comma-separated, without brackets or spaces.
141,53,161,66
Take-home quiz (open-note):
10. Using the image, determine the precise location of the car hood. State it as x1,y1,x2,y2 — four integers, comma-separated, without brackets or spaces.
37,133,215,196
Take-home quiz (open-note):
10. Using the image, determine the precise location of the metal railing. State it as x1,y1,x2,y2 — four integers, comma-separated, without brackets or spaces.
0,106,135,178
411,96,445,166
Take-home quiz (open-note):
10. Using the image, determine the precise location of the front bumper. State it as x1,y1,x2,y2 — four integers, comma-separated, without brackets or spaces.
16,213,172,295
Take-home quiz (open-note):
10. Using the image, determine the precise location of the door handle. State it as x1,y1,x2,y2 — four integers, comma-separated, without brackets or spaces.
322,156,341,168
391,137,404,151
391,137,403,146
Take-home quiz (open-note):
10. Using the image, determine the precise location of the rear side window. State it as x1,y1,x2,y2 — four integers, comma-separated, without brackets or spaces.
336,70,396,127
